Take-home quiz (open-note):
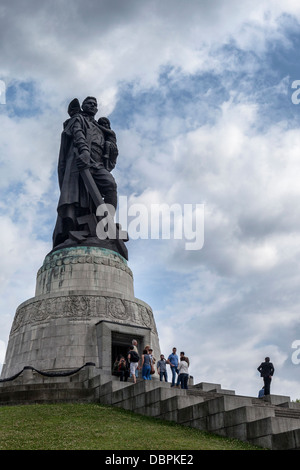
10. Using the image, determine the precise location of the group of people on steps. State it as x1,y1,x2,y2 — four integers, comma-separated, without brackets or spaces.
112,342,190,389
113,342,275,398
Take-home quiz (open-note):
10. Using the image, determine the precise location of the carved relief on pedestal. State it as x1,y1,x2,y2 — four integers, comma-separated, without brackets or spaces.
62,295,94,318
11,294,157,335
106,297,126,320
138,305,151,327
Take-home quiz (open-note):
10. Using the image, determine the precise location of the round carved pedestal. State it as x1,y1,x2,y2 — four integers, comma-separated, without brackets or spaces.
1,247,161,378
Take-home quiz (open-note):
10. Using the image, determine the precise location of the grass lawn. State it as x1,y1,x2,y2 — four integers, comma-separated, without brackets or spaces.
0,403,264,450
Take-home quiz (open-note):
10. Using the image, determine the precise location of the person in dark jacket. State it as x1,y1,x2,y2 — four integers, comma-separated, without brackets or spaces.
257,357,274,396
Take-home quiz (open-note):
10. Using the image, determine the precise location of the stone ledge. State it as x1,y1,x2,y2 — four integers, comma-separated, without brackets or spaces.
38,246,131,275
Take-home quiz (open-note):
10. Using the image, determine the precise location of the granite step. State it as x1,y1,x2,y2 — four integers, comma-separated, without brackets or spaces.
0,387,96,406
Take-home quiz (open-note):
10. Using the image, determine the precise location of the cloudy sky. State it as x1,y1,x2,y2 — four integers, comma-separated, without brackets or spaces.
1,0,300,399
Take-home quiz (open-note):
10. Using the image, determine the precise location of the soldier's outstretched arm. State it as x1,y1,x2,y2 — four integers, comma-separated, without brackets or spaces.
72,118,91,169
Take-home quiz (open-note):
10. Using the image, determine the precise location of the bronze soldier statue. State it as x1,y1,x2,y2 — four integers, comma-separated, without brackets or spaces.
52,96,128,259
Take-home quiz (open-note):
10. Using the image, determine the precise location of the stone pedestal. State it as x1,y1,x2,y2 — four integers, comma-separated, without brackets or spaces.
1,246,161,378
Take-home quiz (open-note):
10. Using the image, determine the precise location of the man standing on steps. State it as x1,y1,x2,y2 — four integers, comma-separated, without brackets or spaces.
257,357,275,396
157,354,168,382
132,339,138,353
128,346,139,384
167,347,179,387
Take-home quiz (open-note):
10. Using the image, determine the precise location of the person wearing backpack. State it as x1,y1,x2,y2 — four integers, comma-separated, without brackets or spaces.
128,345,139,384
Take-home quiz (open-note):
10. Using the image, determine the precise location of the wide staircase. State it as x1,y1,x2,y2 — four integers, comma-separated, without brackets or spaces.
0,364,300,450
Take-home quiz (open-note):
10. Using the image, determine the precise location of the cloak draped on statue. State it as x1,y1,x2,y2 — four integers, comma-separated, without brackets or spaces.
52,113,106,248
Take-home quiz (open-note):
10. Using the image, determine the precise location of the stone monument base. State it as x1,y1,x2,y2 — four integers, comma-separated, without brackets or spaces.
1,246,160,379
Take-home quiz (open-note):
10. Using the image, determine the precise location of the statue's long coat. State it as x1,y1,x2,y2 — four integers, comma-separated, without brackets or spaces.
52,113,105,247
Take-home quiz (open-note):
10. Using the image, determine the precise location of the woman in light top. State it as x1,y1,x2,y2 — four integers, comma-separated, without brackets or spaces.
177,356,189,389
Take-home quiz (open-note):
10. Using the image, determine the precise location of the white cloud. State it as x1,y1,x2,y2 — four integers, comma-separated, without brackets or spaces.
0,0,298,107
121,89,300,399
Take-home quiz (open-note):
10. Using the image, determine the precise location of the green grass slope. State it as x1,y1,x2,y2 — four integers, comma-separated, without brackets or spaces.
0,403,264,450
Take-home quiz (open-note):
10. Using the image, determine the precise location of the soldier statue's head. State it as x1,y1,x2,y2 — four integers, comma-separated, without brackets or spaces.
82,96,98,117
